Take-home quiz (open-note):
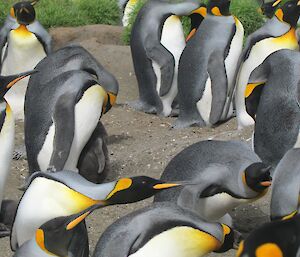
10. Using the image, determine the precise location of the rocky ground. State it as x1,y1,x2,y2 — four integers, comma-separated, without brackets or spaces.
0,24,271,257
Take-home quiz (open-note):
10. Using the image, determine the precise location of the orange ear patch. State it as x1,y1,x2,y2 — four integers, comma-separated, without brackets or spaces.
256,243,283,257
236,240,244,257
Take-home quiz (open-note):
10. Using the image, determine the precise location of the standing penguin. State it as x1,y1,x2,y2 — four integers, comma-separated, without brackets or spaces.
129,0,200,116
247,50,300,168
0,0,52,120
232,0,300,130
174,0,244,128
0,70,35,237
25,46,118,182
154,140,272,226
236,215,300,257
270,148,300,221
11,171,182,255
93,202,236,257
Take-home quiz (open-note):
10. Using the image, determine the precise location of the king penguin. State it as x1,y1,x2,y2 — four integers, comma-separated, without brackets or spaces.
0,0,52,120
246,49,300,168
236,215,300,257
232,0,300,130
93,202,236,257
11,170,182,255
0,70,35,237
174,0,244,128
186,4,207,42
25,46,118,183
154,140,272,226
129,0,200,117
270,148,300,221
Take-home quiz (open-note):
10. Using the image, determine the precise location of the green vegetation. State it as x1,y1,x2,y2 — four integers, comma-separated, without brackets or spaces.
0,0,121,28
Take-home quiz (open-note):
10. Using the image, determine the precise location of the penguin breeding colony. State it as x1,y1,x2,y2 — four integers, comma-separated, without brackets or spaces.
0,0,300,256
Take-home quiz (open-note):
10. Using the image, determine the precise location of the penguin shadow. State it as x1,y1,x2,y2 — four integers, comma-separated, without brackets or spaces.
230,204,270,237
106,133,132,145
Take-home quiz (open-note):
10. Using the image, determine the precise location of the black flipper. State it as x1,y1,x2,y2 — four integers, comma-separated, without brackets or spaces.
49,92,76,171
77,121,109,184
144,37,175,97
208,50,227,125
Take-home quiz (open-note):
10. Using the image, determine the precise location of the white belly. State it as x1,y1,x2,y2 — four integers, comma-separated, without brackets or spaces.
11,177,98,249
122,0,137,27
0,104,14,209
1,30,46,120
129,226,220,257
222,18,244,120
197,193,249,221
196,76,212,125
153,15,186,116
37,85,105,172
235,30,299,129
293,129,300,148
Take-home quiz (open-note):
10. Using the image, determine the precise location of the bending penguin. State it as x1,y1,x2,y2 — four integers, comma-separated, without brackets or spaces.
246,49,300,168
186,4,207,42
236,215,300,257
270,148,300,221
0,70,35,237
129,0,200,117
25,45,118,183
93,202,236,257
154,140,272,226
0,0,52,120
11,170,182,255
174,0,244,128
232,0,300,129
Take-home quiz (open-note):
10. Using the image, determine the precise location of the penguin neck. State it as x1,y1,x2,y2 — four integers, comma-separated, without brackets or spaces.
14,24,32,37
275,10,297,28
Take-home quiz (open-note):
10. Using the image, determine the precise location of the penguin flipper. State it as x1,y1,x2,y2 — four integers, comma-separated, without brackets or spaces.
77,121,109,184
144,39,175,97
28,21,52,54
49,93,76,171
207,50,227,125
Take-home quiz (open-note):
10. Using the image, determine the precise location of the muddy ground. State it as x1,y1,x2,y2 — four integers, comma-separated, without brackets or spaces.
0,25,271,257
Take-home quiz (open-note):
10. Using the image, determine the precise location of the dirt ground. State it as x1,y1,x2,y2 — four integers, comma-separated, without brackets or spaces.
0,25,271,257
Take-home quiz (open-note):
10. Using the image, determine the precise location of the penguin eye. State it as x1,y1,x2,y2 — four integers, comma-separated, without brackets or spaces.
142,181,146,184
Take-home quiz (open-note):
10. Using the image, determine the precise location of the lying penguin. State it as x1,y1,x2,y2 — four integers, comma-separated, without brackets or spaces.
93,202,237,257
0,70,35,237
236,214,300,257
0,0,52,120
270,148,300,221
11,171,181,255
129,0,200,116
174,0,244,128
25,46,118,183
248,49,300,168
154,140,272,226
233,0,300,129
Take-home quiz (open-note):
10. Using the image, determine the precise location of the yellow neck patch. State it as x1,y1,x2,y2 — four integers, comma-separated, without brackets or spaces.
256,243,283,257
105,178,132,200
272,28,298,49
35,229,55,256
211,7,222,16
245,83,264,98
13,24,32,38
275,9,284,22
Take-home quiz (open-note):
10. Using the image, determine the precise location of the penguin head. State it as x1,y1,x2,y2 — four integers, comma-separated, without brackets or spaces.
104,176,181,205
243,163,272,193
12,1,36,25
275,0,300,27
35,205,98,256
0,70,37,99
259,0,282,18
208,0,231,16
186,4,207,41
214,224,235,253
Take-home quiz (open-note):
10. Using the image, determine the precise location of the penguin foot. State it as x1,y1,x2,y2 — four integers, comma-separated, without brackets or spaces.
172,118,205,129
13,145,27,160
127,100,158,114
0,224,10,238
170,108,179,117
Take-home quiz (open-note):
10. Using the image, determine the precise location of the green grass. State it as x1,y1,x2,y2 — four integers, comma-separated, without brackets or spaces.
0,0,121,28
